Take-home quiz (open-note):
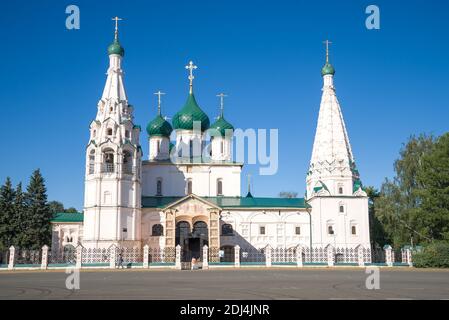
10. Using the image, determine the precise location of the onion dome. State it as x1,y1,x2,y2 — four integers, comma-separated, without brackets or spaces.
172,93,210,131
146,115,173,137
108,38,124,56
321,63,335,76
210,115,234,136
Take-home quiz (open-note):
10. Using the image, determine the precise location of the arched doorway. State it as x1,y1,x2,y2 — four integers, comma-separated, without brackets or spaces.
175,220,209,262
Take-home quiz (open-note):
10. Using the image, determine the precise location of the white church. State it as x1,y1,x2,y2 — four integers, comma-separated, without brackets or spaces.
51,21,371,260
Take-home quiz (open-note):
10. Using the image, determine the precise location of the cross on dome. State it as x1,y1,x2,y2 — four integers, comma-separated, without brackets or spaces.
216,93,227,117
154,90,165,115
112,16,123,40
185,61,198,94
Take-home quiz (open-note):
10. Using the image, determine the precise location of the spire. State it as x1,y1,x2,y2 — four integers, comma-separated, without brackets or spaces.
154,90,165,116
101,18,127,102
308,43,358,196
185,61,198,94
246,174,253,198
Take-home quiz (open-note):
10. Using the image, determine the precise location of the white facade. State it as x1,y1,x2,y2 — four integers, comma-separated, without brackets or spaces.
51,28,370,255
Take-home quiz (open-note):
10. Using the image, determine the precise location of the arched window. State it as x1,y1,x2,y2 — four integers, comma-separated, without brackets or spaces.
189,140,194,158
102,148,114,173
175,221,190,246
157,140,161,154
222,224,233,236
187,179,193,194
156,178,162,196
338,186,343,194
152,224,164,236
193,221,208,238
221,140,224,154
88,150,95,174
339,205,345,213
123,151,132,174
217,179,223,196
351,225,357,235
107,128,113,136
93,129,96,137
328,225,335,235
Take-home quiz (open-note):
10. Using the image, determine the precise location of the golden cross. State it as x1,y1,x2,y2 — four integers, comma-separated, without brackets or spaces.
185,61,198,94
323,40,332,63
154,90,165,115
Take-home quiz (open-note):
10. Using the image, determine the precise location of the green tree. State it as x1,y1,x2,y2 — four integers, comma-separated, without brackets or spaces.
13,182,26,248
416,133,449,241
365,186,389,248
48,201,64,214
0,177,16,250
64,207,79,213
23,169,51,249
375,134,435,247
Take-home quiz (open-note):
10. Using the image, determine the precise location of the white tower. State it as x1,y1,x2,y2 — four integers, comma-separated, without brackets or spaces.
210,93,234,162
83,18,142,249
306,41,370,248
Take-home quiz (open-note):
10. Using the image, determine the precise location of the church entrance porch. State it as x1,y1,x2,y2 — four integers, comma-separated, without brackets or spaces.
176,221,209,268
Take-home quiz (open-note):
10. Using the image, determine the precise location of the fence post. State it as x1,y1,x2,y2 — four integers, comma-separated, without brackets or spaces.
406,248,413,267
265,245,272,267
234,245,240,268
76,245,82,269
357,246,365,267
327,245,334,267
202,245,208,269
8,246,15,270
296,245,303,267
384,245,393,267
175,245,181,270
109,245,117,269
143,245,149,268
41,245,49,270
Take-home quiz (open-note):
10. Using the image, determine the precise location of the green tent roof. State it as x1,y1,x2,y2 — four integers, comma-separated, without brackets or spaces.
142,196,309,209
51,212,84,223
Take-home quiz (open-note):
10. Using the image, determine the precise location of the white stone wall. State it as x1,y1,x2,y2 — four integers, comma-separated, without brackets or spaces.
142,162,242,197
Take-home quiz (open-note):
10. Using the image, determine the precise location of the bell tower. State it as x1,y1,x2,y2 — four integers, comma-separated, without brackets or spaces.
83,17,142,249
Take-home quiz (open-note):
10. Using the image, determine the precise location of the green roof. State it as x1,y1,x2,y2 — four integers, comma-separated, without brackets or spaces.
51,212,84,223
142,196,309,209
209,115,234,136
146,114,173,137
321,63,335,76
172,93,210,131
108,38,124,57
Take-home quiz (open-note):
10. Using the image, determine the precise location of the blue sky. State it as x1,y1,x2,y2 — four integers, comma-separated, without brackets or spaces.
1,0,448,210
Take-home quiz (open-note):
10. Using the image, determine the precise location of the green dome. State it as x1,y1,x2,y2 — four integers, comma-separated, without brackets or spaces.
209,115,234,136
108,38,124,57
172,93,210,131
146,115,173,137
321,63,335,76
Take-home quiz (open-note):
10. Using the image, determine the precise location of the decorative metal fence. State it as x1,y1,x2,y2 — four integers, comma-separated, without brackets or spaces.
303,247,327,264
334,247,358,264
48,246,76,265
82,247,110,265
117,247,143,265
240,247,266,264
371,247,386,264
0,250,9,267
272,247,296,264
14,249,41,266
148,247,175,264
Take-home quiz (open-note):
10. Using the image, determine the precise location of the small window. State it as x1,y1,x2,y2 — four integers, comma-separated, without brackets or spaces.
220,140,224,154
338,187,343,194
351,225,357,235
152,224,164,236
93,130,96,137
110,107,113,112
328,225,334,235
156,179,162,196
122,228,127,233
295,226,301,235
107,128,113,136
259,226,266,235
339,205,344,213
157,140,161,153
125,130,130,138
222,224,233,236
187,179,193,194
217,179,223,196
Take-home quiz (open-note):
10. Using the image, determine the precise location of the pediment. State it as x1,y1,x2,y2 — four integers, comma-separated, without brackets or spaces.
163,194,221,214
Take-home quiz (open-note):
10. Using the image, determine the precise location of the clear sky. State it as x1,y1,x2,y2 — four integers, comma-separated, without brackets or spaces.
1,0,448,210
